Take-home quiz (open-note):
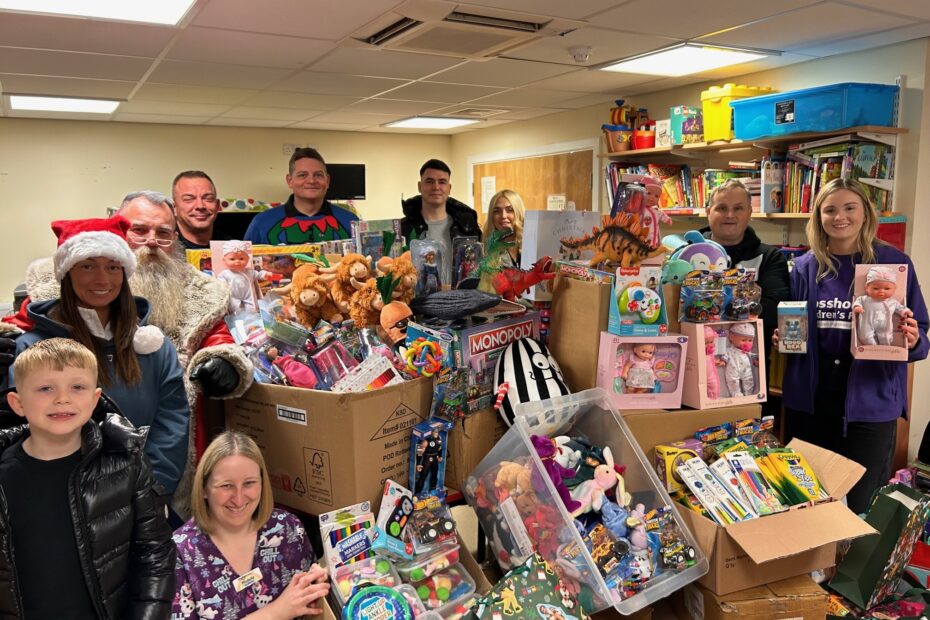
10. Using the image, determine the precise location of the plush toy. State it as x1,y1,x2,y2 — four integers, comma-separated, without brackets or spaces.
321,253,371,314
523,504,563,557
380,252,418,304
553,436,583,470
531,434,582,514
349,275,392,328
662,230,729,272
569,447,631,518
627,503,649,551
494,338,570,427
600,500,631,539
274,264,342,328
379,298,412,348
495,460,533,498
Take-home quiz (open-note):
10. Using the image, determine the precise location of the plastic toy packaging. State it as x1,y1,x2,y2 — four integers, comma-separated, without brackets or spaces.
309,338,358,389
609,182,647,218
319,501,376,571
258,290,313,348
409,422,452,499
333,556,401,607
452,236,483,289
396,542,461,582
225,312,264,345
405,502,457,554
777,301,808,353
429,369,469,423
331,354,405,393
410,239,444,297
357,326,396,363
407,563,475,614
679,270,730,323
723,269,762,320
343,584,417,620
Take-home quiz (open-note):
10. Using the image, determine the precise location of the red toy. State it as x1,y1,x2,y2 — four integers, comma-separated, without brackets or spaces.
492,256,556,302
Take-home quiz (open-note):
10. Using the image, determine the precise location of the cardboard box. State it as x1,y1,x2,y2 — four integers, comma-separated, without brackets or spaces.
444,406,507,492
670,106,704,145
521,210,605,301
549,274,611,391
680,319,767,410
624,406,876,595
596,332,688,410
224,379,433,515
673,574,828,619
851,263,909,361
655,118,672,148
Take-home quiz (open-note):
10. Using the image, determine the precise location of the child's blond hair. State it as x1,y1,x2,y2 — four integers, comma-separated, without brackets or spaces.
13,338,98,384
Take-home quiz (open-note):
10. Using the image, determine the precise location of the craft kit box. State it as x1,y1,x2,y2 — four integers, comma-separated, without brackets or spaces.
624,405,876,595
596,332,688,410
850,263,909,361
680,319,767,410
520,210,605,301
669,105,704,145
225,378,432,516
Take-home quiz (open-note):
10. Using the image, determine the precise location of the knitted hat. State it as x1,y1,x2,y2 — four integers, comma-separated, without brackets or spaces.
51,216,136,282
866,265,897,285
729,322,756,338
223,239,251,255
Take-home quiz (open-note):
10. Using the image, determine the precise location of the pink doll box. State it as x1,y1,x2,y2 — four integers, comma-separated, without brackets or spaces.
850,263,909,361
680,319,767,410
596,332,688,410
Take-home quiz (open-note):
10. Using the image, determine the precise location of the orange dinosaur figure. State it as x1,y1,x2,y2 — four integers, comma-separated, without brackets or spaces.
560,212,667,267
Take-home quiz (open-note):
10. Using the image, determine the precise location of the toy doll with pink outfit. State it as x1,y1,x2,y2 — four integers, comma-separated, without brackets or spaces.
596,332,688,409
851,264,911,360
681,319,766,409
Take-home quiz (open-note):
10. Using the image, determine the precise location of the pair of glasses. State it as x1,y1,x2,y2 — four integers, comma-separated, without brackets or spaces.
127,231,175,247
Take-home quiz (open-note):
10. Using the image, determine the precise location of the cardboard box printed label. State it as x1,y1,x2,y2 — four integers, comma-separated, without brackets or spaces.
851,263,910,361
596,332,688,410
680,319,767,410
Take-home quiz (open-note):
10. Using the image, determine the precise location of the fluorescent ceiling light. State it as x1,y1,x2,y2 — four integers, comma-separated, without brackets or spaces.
385,116,480,129
599,43,772,77
0,0,196,25
10,95,119,113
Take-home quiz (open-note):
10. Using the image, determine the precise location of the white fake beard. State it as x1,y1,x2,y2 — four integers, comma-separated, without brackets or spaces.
130,246,187,346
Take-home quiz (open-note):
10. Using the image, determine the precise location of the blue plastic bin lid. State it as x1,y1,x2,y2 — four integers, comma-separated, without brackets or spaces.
729,82,898,107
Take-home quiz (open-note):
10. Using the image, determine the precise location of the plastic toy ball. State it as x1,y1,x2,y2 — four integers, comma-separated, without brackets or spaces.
404,338,443,377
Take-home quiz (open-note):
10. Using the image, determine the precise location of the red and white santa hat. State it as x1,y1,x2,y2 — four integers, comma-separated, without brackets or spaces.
51,216,137,282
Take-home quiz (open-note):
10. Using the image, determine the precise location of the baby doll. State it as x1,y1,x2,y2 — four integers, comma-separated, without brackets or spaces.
853,265,911,346
218,240,269,313
621,344,657,394
623,175,672,249
704,326,724,399
724,322,756,397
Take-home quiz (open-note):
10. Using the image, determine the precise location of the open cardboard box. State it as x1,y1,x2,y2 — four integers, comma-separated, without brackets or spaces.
624,405,876,595
673,574,828,620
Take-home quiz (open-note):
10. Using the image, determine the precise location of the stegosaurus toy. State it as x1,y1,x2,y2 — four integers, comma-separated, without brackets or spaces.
560,212,667,267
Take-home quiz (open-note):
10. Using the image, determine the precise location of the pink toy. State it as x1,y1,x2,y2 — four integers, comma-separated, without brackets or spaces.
531,434,581,513
704,326,724,399
627,503,649,551
568,446,631,518
621,343,656,394
853,265,911,346
624,175,672,249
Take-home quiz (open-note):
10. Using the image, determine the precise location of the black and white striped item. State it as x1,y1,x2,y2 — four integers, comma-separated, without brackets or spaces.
494,337,570,426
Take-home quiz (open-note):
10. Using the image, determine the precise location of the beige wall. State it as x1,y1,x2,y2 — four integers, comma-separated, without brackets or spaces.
0,119,450,298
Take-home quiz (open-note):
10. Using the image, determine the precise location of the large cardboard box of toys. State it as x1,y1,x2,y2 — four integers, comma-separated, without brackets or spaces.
624,405,876,595
225,378,433,516
673,574,828,620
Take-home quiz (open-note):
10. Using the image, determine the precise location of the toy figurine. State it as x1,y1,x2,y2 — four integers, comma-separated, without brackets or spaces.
704,326,724,400
491,256,556,302
453,237,482,288
569,446,631,518
619,175,672,249
724,323,756,397
853,265,911,346
621,344,657,394
560,212,667,268
530,434,581,513
217,240,270,313
414,427,445,495
476,228,516,294
379,300,412,349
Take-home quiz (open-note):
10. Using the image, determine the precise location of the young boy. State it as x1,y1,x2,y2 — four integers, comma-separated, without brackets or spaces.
1,338,175,618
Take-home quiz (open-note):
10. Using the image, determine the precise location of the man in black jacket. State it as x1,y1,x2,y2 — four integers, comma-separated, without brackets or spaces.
701,179,790,354
401,159,481,286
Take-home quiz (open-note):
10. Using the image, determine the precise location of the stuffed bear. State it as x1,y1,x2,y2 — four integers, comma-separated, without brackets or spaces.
530,434,581,513
276,264,342,329
321,253,371,314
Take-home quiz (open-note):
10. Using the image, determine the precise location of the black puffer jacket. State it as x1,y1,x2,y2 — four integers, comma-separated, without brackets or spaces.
0,408,175,619
401,195,482,243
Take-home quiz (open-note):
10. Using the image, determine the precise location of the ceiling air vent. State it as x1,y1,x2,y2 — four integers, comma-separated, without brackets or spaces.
366,17,422,46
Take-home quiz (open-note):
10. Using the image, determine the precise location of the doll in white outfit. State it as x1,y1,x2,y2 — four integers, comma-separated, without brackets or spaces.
853,265,911,346
724,322,756,397
218,240,269,313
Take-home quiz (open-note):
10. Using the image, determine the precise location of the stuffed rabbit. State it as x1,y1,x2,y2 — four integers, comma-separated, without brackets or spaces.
569,447,632,518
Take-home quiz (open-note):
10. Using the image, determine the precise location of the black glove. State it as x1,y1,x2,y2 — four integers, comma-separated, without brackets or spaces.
190,357,239,398
0,331,16,377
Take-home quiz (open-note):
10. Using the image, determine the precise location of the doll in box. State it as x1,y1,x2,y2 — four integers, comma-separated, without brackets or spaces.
216,240,270,313
704,326,725,399
724,322,756,397
853,265,911,346
620,344,657,394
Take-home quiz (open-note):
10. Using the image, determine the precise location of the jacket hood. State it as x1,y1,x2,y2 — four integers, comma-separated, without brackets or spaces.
27,296,153,333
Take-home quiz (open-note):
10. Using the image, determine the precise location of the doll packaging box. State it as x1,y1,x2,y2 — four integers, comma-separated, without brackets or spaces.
607,264,668,336
680,319,767,410
850,264,910,361
596,332,688,410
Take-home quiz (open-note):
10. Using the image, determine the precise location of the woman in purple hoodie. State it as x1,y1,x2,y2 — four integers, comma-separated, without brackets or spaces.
781,178,928,514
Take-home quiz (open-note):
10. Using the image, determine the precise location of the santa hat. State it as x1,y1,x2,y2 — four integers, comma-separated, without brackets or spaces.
729,322,756,338
52,216,136,282
866,266,897,285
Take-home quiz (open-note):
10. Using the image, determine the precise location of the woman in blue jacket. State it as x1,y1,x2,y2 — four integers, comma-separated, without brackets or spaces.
781,178,928,513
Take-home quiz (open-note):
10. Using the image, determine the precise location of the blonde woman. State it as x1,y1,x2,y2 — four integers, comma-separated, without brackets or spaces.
173,431,329,619
483,189,526,268
781,179,928,513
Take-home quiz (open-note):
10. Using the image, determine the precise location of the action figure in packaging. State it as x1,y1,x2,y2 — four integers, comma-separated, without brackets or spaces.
452,236,482,288
724,323,756,397
410,421,451,498
214,239,271,313
724,270,763,321
411,239,444,297
853,265,911,346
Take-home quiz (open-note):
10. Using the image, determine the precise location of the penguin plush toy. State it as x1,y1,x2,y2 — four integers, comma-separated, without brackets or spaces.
494,337,570,426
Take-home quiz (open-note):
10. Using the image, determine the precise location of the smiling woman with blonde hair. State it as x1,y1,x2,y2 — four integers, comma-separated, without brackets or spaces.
483,189,526,268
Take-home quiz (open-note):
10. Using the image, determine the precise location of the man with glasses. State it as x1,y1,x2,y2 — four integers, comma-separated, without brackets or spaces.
244,147,359,245
172,170,228,250
401,159,481,286
1,190,253,521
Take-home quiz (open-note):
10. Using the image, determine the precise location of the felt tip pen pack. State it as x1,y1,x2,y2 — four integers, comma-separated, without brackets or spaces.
686,457,754,522
320,501,376,570
676,459,738,525
723,451,785,516
762,449,828,504
709,458,758,519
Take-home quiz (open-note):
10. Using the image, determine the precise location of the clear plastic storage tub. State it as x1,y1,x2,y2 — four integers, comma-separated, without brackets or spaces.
730,82,898,140
463,388,708,615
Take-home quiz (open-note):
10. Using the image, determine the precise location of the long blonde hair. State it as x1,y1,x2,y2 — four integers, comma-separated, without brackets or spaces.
483,189,525,252
806,178,881,280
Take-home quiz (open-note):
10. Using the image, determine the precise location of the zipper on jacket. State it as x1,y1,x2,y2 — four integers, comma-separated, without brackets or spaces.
70,442,108,619
0,486,24,618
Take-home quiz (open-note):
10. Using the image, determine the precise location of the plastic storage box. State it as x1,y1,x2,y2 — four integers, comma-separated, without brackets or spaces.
730,82,898,140
463,389,707,615
701,84,775,142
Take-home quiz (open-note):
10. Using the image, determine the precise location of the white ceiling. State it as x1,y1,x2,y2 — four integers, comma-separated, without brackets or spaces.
1,0,929,134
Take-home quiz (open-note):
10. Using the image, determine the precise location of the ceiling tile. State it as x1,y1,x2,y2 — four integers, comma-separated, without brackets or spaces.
206,117,293,127
0,47,154,81
451,0,627,20
529,70,663,93
245,91,362,110
428,58,578,87
220,106,318,120
147,60,293,89
134,83,259,105
594,0,819,39
289,121,370,131
117,100,231,116
508,27,679,67
466,87,581,107
113,113,211,125
0,13,176,56
382,81,506,104
0,74,135,99
192,0,401,40
308,110,397,125
346,99,445,115
696,2,912,51
493,107,564,121
274,71,407,97
167,27,333,69
792,21,930,57
552,92,616,109
843,0,930,19
307,47,463,79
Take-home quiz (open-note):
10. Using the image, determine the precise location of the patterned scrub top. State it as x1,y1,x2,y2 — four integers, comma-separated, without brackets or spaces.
172,509,315,619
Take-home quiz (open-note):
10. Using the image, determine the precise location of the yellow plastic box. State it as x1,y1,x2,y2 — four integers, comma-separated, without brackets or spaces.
701,84,775,142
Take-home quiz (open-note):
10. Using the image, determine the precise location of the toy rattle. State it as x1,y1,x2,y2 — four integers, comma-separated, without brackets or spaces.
404,338,443,377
